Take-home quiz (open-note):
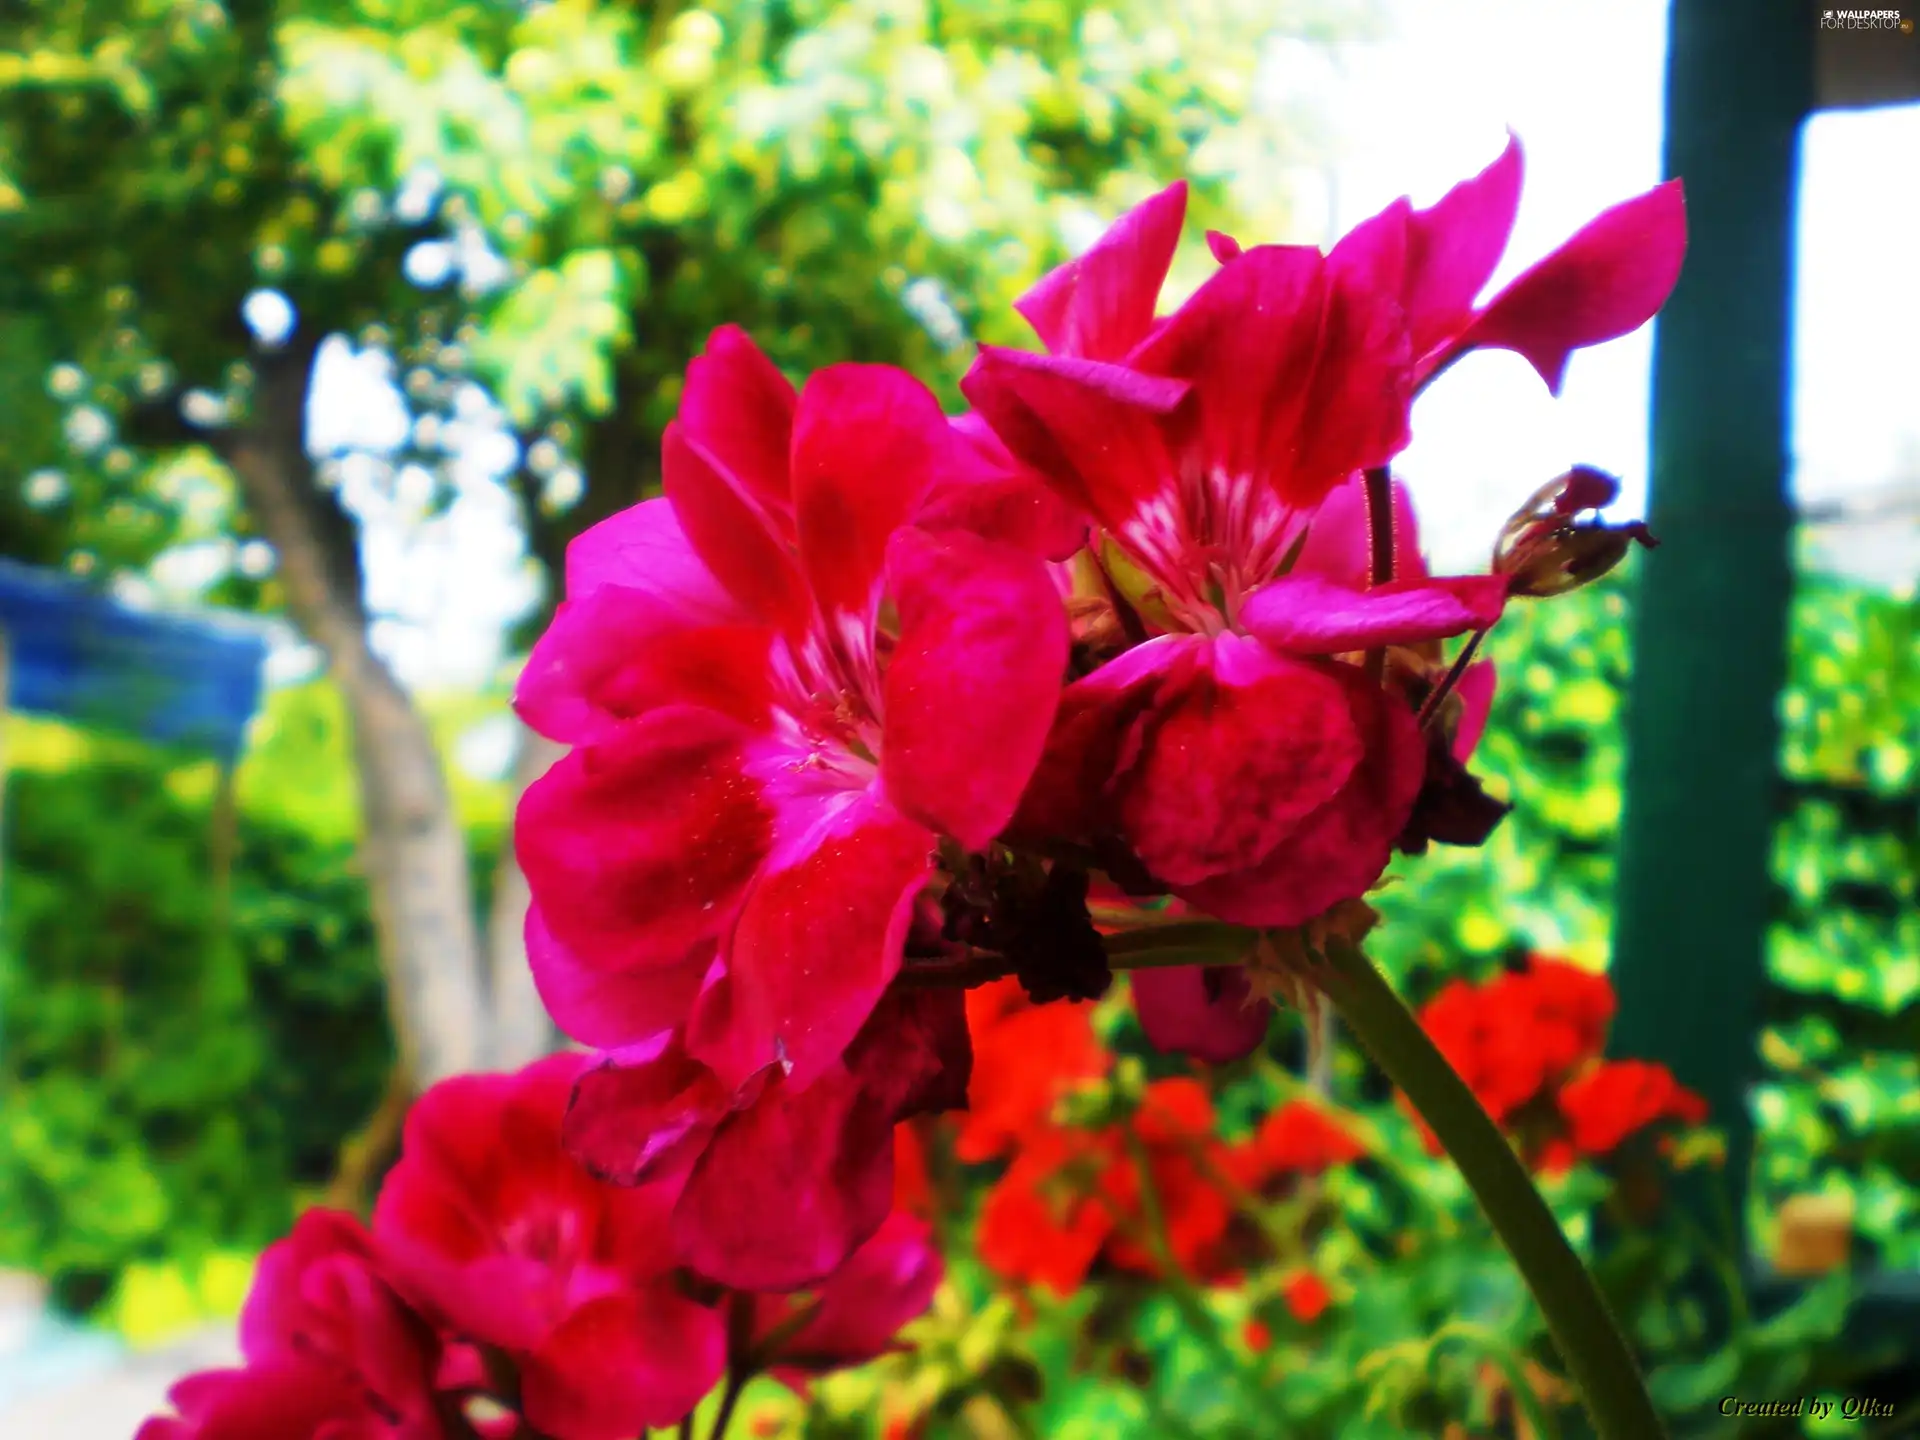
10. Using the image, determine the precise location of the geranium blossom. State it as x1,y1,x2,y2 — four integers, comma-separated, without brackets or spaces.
371,1054,726,1439
137,1211,443,1440
963,138,1683,939
1416,957,1707,1171
514,326,1069,1287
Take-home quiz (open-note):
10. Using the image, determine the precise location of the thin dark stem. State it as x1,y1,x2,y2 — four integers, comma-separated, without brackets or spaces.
678,1418,694,1440
1362,465,1396,684
705,1371,748,1440
1416,626,1490,730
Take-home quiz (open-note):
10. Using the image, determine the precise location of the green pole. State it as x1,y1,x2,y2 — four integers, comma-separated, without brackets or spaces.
1609,0,1812,1281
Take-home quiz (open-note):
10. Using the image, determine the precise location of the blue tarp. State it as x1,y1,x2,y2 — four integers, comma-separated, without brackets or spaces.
0,559,268,765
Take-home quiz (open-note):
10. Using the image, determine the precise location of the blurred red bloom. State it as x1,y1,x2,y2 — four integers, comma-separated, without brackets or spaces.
955,977,1109,1162
977,1079,1242,1295
1556,1060,1709,1162
137,1211,443,1440
1283,1272,1333,1324
372,1055,725,1439
1414,958,1706,1172
1233,1100,1369,1188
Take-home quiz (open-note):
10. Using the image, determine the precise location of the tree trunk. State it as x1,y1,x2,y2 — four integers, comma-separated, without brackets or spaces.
219,341,487,1088
485,719,565,1068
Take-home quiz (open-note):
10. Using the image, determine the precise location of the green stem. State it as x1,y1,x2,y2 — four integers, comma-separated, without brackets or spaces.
1317,938,1667,1440
1102,921,1252,964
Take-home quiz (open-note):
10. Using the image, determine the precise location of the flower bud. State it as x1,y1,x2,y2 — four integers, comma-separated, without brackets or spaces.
1493,465,1657,598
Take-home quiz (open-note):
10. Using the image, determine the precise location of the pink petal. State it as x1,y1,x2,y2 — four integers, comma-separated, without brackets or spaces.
515,597,774,746
1006,636,1188,846
791,364,949,623
960,346,1188,535
1206,230,1244,264
1118,634,1365,887
767,1212,941,1369
1451,659,1497,764
718,796,935,1090
1401,131,1525,359
562,497,748,623
515,707,773,977
1449,179,1687,394
562,1037,737,1188
1130,966,1270,1064
674,1062,896,1291
1017,182,1187,360
1179,665,1426,926
1299,213,1415,501
663,421,810,634
526,907,712,1051
880,526,1069,850
677,324,799,526
1239,572,1508,655
917,413,1090,561
520,1289,726,1440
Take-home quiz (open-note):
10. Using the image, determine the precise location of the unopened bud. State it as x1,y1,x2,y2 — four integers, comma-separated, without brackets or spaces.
1493,465,1657,598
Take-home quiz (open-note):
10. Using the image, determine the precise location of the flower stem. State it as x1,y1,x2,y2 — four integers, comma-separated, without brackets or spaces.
1315,937,1668,1440
1363,465,1395,684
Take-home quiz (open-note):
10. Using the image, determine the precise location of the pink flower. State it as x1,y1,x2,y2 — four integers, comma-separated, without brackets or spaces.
750,1211,942,1391
372,1056,726,1439
965,141,1681,932
513,326,1067,1286
139,1211,443,1440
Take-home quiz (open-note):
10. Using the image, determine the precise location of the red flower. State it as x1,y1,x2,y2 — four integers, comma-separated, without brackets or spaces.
1235,1100,1368,1186
977,1079,1238,1295
1558,1061,1708,1160
372,1056,726,1439
964,143,1682,930
1283,1272,1333,1324
954,977,1108,1162
1419,957,1614,1126
1243,1319,1274,1353
515,326,1064,1287
139,1211,442,1440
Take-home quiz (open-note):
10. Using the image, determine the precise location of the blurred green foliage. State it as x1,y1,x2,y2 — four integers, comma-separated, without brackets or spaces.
0,679,509,1317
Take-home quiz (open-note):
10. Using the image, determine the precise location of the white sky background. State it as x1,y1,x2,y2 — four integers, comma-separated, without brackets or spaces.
293,0,1920,698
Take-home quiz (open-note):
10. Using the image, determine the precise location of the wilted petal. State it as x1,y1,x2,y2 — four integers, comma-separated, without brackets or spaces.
1452,659,1497,764
1239,572,1508,655
1130,966,1270,1064
792,365,949,622
1449,179,1687,394
881,526,1069,850
1017,182,1187,360
1118,635,1363,887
